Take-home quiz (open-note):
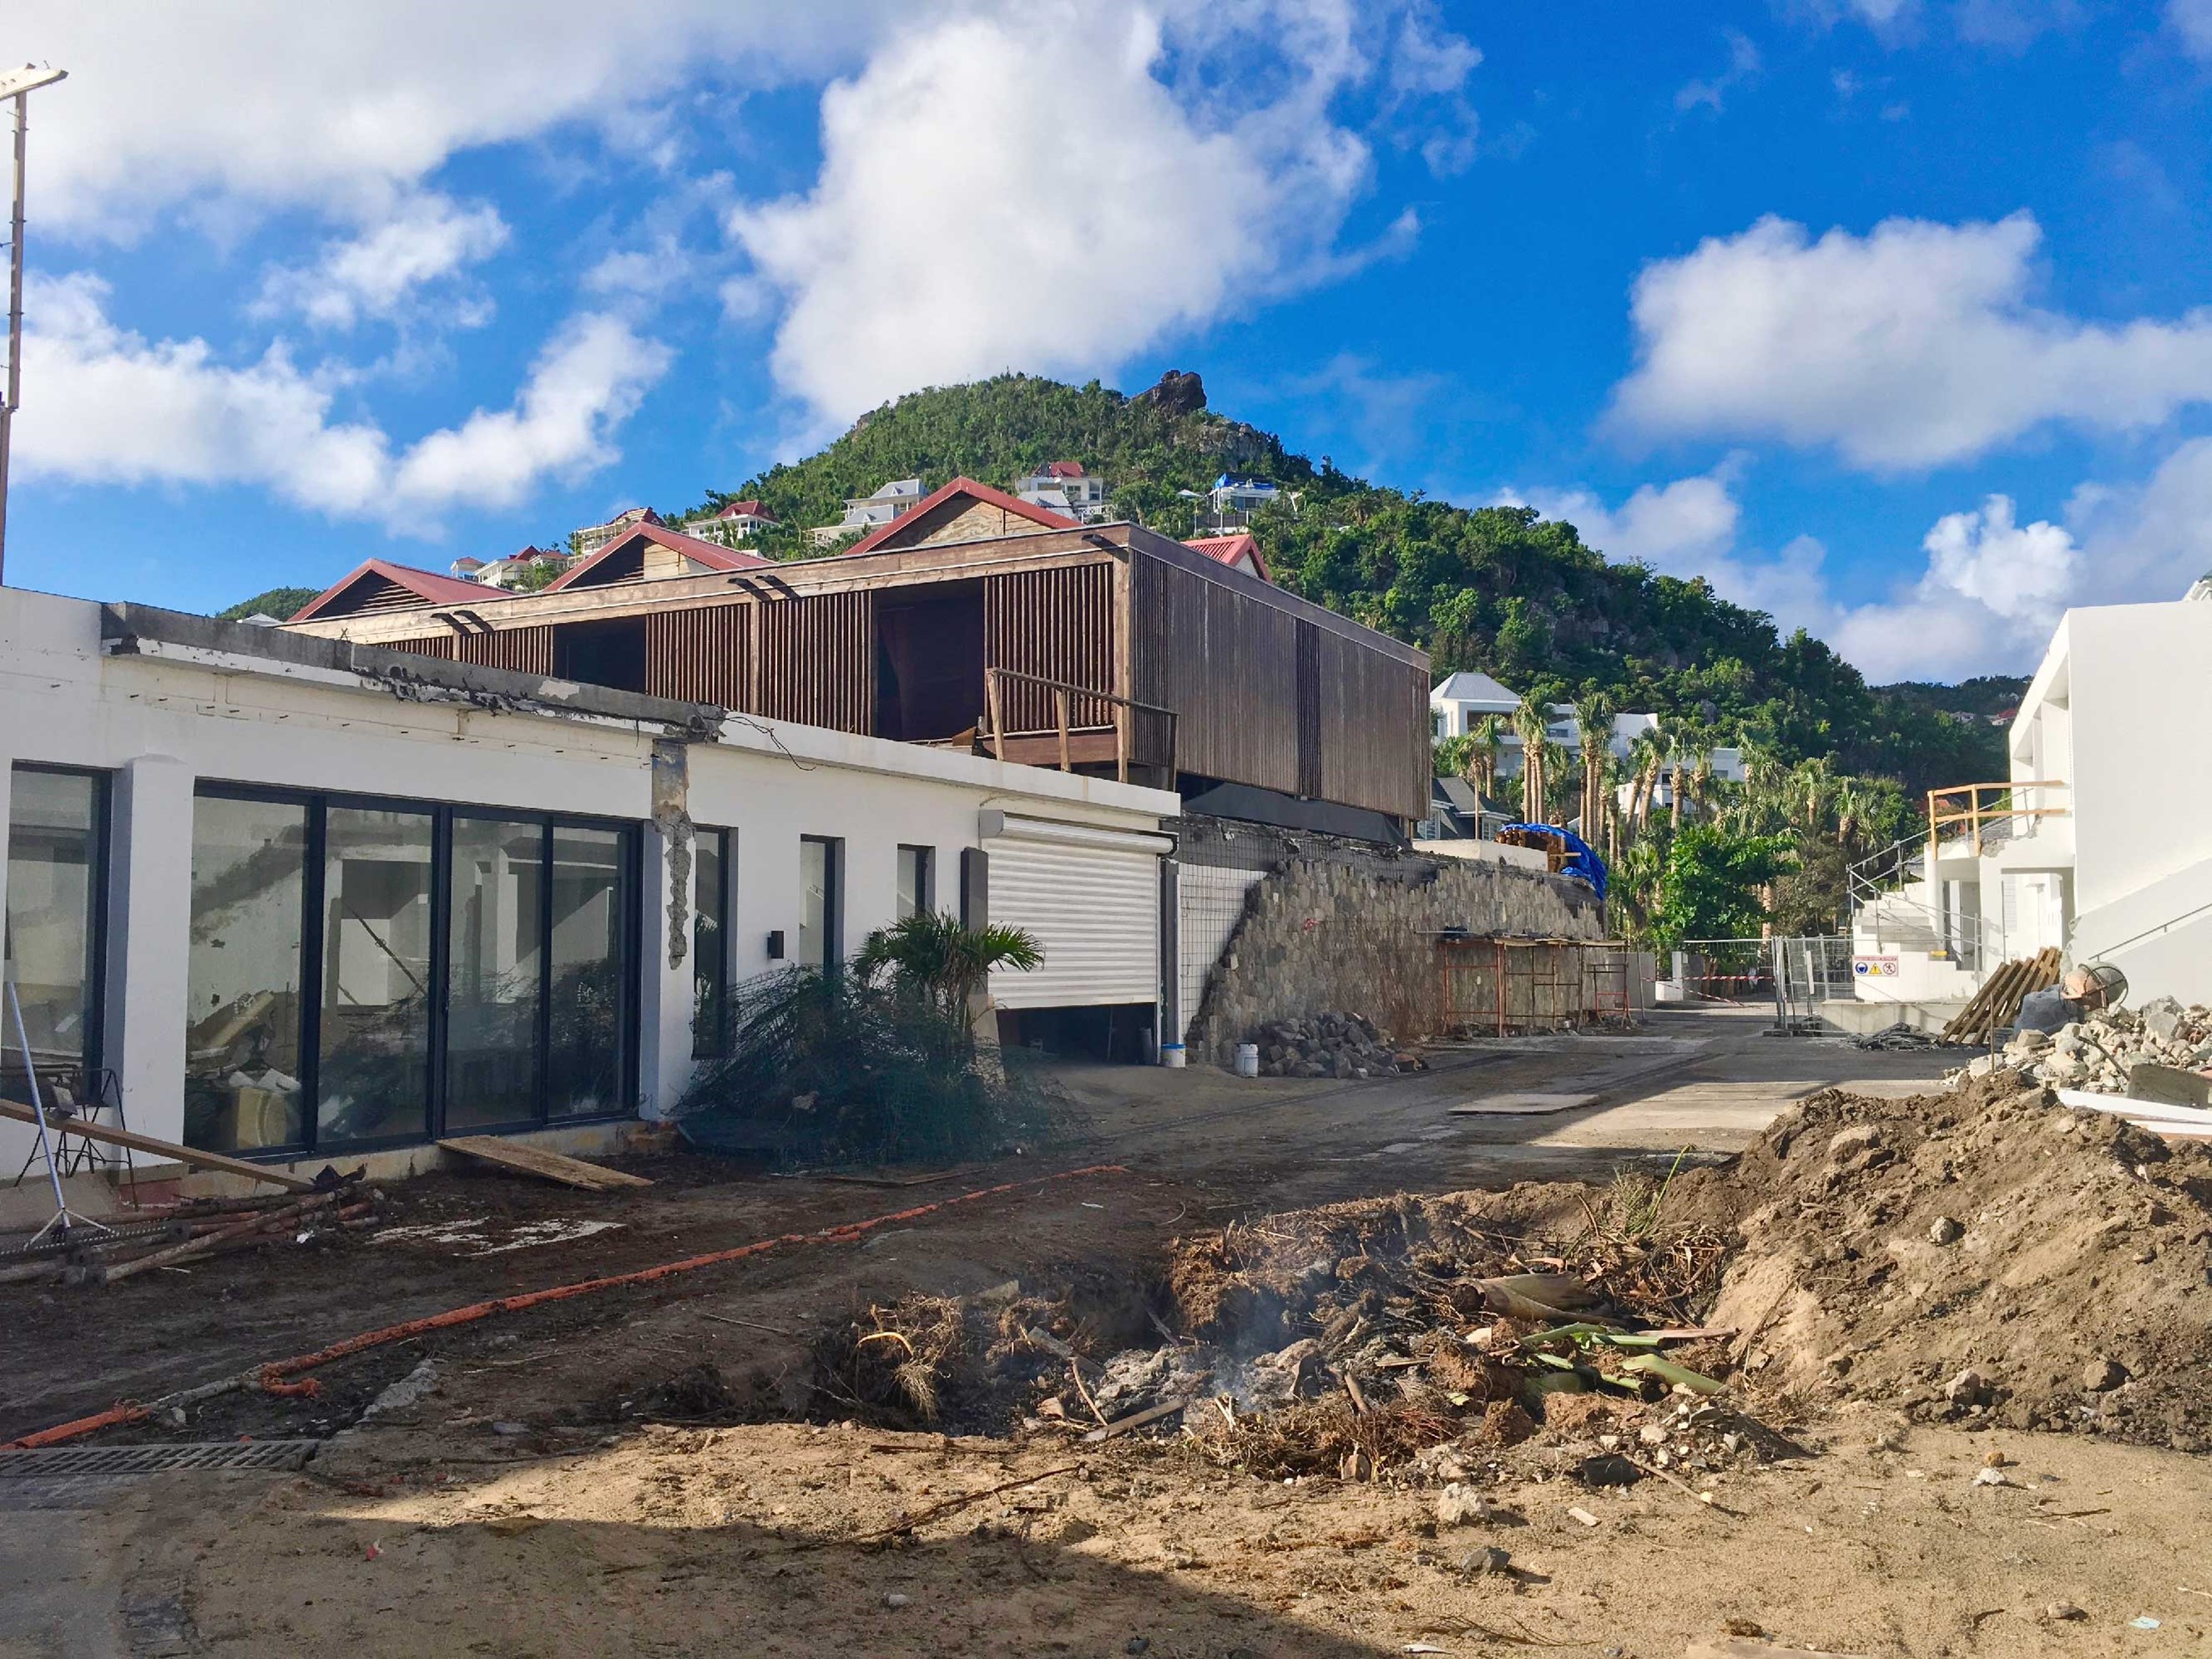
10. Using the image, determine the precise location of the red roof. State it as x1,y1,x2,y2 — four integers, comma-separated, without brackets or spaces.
1040,460,1085,479
714,499,775,521
290,558,513,622
841,476,1077,558
543,521,776,592
1182,533,1272,583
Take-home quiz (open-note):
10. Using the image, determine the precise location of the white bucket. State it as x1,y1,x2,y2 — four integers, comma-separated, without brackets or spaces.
1235,1043,1260,1078
1159,1043,1186,1069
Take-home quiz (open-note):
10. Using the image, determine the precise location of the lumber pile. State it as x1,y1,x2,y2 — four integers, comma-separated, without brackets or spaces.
0,1189,382,1288
1940,947,2062,1046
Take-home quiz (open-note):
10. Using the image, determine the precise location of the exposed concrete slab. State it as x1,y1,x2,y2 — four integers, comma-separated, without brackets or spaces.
1450,1090,1598,1115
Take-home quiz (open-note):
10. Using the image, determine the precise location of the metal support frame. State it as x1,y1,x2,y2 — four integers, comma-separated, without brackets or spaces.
5,953,115,1248
1,68,69,586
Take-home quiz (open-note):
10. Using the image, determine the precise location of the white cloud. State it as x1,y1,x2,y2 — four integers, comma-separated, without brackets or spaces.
257,195,509,329
394,316,671,511
730,3,1441,419
1509,472,1740,569
1608,213,2212,470
1675,30,1762,114
16,275,667,525
12,2,902,235
2170,0,2212,57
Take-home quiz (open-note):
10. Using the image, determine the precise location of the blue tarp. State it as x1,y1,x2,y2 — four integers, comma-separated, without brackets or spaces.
1497,822,1608,899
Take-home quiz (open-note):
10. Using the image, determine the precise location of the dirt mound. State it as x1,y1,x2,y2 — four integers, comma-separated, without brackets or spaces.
1708,1070,2212,1450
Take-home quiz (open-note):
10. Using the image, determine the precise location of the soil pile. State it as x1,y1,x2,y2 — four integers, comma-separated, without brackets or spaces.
1706,1070,2212,1450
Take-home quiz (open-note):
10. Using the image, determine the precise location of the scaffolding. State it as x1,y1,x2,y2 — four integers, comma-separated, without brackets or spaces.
1433,935,1641,1037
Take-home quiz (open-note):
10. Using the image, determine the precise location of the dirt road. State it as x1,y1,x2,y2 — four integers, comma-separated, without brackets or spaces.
29,1008,2164,1658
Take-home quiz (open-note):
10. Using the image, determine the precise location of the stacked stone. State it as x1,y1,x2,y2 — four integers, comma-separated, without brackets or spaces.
1250,1012,1425,1079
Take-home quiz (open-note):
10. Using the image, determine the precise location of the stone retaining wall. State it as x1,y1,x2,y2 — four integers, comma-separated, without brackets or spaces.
1186,853,1604,1065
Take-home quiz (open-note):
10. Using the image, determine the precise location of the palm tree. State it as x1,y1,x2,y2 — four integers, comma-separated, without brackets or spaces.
852,912,1043,1032
1466,715,1506,807
1513,695,1552,823
1625,731,1664,832
1573,694,1614,839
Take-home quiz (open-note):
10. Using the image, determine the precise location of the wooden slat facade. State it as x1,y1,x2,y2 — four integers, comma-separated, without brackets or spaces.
644,603,750,707
316,523,1430,823
984,564,1116,730
1129,555,1301,798
387,626,554,675
758,591,872,734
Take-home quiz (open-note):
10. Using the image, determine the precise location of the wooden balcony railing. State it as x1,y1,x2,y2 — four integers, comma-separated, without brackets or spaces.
1927,781,2069,857
982,666,1177,786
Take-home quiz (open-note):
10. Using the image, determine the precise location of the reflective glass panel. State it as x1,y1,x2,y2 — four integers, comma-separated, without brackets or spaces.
692,829,728,1060
446,817,544,1129
317,807,434,1144
185,795,308,1151
3,770,102,1095
548,824,626,1117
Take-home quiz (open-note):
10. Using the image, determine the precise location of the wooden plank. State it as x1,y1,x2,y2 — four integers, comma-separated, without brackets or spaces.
0,1098,321,1192
437,1135,652,1191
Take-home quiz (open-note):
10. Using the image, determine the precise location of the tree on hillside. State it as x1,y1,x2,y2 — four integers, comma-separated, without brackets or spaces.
218,586,322,622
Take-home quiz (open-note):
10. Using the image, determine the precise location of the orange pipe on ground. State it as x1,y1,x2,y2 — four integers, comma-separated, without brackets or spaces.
6,1162,1128,1450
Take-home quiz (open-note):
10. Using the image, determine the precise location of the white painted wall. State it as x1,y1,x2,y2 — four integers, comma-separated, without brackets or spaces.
0,586,1178,1171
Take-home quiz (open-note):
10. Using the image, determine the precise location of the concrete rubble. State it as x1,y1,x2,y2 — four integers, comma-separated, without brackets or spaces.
1247,1011,1427,1079
1961,995,2212,1095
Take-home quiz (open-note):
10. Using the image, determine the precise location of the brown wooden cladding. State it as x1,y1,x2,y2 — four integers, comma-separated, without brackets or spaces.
644,603,750,707
1130,554,1300,798
1310,625,1430,819
983,564,1116,730
758,591,873,734
385,626,553,676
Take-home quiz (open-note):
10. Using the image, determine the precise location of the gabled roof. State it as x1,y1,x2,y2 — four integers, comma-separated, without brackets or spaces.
1182,533,1272,583
290,559,515,622
839,475,1078,557
543,521,775,592
1036,460,1085,479
710,499,775,521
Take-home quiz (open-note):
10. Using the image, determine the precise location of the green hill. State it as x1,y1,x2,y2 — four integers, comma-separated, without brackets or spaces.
680,371,2002,802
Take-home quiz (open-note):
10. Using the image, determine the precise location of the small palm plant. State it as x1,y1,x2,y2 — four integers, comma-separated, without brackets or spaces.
852,912,1043,1034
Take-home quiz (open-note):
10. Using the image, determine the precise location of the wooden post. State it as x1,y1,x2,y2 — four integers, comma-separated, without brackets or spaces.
1056,686,1072,772
1116,701,1130,784
987,669,1006,761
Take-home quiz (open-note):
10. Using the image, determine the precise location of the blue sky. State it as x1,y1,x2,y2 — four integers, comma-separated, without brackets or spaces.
10,0,2212,681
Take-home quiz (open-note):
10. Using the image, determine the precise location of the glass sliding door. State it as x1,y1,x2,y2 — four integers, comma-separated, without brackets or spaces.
181,787,636,1156
186,794,310,1152
446,817,544,1130
317,806,435,1146
896,844,933,921
548,824,630,1118
3,767,106,1096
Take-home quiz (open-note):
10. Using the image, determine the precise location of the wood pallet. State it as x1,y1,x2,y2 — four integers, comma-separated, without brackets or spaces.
1940,947,2063,1046
437,1136,653,1193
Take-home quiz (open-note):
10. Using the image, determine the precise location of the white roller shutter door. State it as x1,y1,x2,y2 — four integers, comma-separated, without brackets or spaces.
982,813,1167,1009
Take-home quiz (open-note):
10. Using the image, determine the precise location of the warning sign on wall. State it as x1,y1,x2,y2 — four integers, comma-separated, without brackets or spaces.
1853,956,1900,979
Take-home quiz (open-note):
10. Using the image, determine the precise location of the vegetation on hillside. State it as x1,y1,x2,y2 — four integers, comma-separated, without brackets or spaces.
218,586,321,622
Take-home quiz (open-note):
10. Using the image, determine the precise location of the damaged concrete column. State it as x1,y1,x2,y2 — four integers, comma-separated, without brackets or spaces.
638,740,696,1122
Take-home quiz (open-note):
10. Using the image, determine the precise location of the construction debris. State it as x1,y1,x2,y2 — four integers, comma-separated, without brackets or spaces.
1972,995,2212,1095
437,1136,653,1192
1938,947,2062,1046
1247,1013,1427,1079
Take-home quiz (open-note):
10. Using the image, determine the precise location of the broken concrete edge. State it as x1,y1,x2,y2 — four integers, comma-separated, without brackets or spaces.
99,601,726,740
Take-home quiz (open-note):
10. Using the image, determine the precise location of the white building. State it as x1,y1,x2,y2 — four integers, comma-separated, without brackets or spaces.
572,508,661,558
0,585,1177,1193
1199,475,1290,534
807,478,927,548
1013,463,1109,523
1429,674,1735,791
1853,592,2212,1007
680,499,780,546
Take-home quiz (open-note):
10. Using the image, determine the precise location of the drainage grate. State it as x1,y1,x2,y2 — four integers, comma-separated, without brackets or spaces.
0,1440,321,1477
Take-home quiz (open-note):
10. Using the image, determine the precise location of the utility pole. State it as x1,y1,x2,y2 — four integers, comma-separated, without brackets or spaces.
0,64,68,588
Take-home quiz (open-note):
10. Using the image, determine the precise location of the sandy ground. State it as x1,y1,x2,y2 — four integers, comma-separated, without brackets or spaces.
16,1007,2206,1657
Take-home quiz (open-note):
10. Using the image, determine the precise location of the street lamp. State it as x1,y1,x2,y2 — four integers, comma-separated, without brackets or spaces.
0,63,68,587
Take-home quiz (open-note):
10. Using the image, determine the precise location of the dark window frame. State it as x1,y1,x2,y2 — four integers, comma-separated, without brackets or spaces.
692,827,733,1060
800,834,844,975
896,843,935,921
5,763,112,1091
187,781,640,1159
